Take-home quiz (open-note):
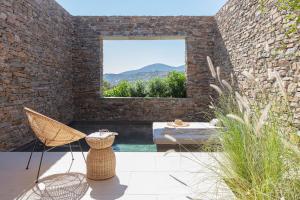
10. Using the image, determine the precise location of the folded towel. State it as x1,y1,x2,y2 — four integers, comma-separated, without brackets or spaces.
161,122,218,135
162,129,216,135
167,122,190,127
87,131,118,139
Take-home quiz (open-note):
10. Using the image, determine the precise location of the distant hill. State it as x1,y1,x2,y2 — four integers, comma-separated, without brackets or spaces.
104,63,185,85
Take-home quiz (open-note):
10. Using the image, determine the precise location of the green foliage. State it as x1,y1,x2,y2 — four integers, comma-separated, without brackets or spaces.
277,0,300,13
104,80,131,97
260,0,300,36
165,71,187,98
277,0,300,36
147,77,169,97
103,72,187,98
103,80,112,91
130,80,147,97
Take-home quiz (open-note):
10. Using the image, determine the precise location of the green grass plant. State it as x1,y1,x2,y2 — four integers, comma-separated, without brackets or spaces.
207,56,300,199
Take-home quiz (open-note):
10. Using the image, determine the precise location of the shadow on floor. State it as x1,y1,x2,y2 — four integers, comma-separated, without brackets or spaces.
0,152,67,200
16,172,128,200
16,172,88,200
88,176,127,200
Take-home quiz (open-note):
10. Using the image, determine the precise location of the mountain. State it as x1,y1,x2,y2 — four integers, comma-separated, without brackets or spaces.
104,63,185,85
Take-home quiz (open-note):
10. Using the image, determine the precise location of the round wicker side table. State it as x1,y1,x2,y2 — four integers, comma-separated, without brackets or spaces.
85,131,117,180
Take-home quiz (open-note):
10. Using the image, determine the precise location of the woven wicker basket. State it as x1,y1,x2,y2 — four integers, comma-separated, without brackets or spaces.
86,135,115,150
87,147,116,180
85,132,117,180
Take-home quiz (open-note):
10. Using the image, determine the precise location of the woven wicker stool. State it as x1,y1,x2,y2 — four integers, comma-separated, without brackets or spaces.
85,131,117,180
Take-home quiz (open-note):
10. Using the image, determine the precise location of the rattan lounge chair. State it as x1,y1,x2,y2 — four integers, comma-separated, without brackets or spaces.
24,107,87,183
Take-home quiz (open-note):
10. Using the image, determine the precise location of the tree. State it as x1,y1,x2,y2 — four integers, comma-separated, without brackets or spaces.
130,80,147,97
165,71,187,98
104,81,131,97
103,72,187,98
103,80,112,91
147,77,169,97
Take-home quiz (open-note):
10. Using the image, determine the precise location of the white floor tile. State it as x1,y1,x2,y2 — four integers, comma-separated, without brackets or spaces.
126,171,159,194
0,152,234,200
155,153,182,171
86,171,131,196
81,194,157,200
116,153,156,172
157,195,192,200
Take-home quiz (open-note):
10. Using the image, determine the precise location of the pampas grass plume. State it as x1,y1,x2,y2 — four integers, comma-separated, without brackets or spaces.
222,80,233,92
210,84,223,95
255,103,272,136
207,56,216,79
226,114,245,124
217,66,222,84
164,134,177,143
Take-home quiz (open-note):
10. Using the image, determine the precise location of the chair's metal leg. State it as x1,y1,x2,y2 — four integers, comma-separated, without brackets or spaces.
36,144,46,183
69,143,74,160
77,140,86,162
26,139,37,170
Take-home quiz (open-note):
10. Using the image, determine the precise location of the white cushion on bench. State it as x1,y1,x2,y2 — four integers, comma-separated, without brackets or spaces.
153,122,219,145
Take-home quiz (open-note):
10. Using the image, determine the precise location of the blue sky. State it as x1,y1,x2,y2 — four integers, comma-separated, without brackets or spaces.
56,0,227,16
56,0,227,74
104,40,185,74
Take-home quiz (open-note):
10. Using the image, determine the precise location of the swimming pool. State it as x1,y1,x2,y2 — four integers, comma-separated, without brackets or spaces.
15,121,217,152
15,121,158,152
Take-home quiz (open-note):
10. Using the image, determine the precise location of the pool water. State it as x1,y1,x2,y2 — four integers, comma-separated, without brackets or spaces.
113,144,157,152
15,140,158,152
15,121,158,152
15,121,220,152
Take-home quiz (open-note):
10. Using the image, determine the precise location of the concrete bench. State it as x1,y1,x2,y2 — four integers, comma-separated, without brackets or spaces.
153,122,219,146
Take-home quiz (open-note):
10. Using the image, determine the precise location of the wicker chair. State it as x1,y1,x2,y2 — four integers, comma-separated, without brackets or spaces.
24,107,87,183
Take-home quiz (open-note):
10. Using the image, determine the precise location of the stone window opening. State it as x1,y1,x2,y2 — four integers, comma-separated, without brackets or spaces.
101,36,187,98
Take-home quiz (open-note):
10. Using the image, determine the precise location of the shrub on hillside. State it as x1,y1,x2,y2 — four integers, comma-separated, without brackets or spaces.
104,80,131,97
165,71,187,98
103,72,187,98
130,80,147,97
103,80,112,91
147,77,169,97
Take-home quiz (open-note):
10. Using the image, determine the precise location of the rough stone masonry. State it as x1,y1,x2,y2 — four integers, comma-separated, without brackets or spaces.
215,0,300,128
72,16,217,122
0,0,73,150
0,0,299,150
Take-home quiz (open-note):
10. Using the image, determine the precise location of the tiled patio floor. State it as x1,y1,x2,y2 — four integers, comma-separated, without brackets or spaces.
0,152,234,200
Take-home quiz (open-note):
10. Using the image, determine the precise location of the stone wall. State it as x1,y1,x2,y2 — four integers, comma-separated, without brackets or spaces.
72,16,217,122
3,0,298,150
0,0,73,150
74,97,209,122
215,0,300,128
